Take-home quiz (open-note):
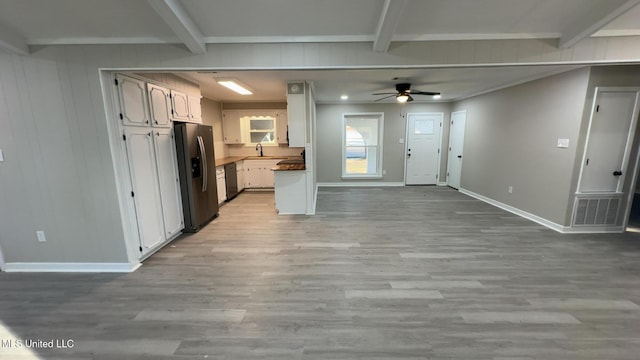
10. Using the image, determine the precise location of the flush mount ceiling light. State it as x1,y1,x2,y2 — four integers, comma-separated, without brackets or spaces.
216,78,253,95
341,95,349,100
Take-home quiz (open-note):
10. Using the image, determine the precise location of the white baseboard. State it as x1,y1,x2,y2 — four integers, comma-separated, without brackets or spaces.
459,188,567,233
438,182,448,186
318,182,404,187
3,262,141,273
560,226,625,234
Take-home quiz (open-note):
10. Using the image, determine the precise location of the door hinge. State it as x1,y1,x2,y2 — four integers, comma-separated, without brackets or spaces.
436,174,438,179
139,246,143,252
447,172,449,177
131,191,135,197
122,134,126,141
119,113,123,120
586,158,589,166
171,109,174,115
114,78,119,86
596,105,600,112
437,149,440,154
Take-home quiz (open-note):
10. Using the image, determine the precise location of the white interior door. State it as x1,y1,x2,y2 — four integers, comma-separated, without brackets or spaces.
447,110,467,189
405,113,443,185
580,89,640,193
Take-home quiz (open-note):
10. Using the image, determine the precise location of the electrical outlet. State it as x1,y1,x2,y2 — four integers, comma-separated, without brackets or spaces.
508,186,513,194
36,230,47,242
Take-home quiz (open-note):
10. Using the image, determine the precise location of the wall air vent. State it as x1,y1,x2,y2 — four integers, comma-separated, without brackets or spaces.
572,196,620,226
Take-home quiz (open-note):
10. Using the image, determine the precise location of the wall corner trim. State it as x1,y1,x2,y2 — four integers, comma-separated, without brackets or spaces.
317,182,405,187
3,262,141,273
459,188,568,233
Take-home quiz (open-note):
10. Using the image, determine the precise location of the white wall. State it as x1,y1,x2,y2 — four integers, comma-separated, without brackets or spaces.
316,102,452,184
452,68,592,226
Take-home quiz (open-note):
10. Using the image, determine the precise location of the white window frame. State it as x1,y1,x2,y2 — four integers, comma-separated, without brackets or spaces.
341,112,384,179
240,111,279,147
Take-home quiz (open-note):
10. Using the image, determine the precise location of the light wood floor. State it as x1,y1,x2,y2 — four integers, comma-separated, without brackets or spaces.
2,186,640,359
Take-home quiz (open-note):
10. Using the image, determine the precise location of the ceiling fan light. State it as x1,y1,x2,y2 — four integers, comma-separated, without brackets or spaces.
433,94,441,100
396,94,409,103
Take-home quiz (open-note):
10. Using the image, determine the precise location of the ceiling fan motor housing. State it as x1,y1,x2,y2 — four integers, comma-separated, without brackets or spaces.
396,83,412,93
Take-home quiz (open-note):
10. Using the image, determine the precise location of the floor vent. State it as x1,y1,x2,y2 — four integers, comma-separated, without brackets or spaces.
573,196,621,226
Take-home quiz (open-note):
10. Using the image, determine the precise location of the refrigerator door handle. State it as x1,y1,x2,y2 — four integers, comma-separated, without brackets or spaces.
197,135,207,192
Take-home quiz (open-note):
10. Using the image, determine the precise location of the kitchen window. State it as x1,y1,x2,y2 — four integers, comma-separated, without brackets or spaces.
242,115,277,146
342,113,384,178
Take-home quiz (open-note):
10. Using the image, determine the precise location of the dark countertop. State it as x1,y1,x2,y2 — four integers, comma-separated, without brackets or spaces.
215,156,303,167
215,156,247,167
271,164,306,171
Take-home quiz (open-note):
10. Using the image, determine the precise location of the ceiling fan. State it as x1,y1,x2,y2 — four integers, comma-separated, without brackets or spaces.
373,83,440,103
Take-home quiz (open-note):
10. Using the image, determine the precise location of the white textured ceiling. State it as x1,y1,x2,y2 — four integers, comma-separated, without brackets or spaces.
0,1,636,102
0,0,638,45
174,65,584,103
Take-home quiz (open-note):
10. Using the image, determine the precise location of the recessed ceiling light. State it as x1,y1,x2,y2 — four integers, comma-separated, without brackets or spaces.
341,95,349,100
216,78,253,95
433,94,442,100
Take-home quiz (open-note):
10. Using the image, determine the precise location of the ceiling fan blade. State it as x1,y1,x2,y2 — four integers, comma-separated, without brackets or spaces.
411,90,441,96
374,94,396,102
407,94,414,102
372,92,396,95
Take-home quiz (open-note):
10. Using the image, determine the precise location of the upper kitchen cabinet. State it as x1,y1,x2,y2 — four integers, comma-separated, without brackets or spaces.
147,83,172,128
170,90,190,122
187,95,202,123
276,110,288,145
116,74,150,127
222,110,243,144
286,82,306,147
171,90,202,123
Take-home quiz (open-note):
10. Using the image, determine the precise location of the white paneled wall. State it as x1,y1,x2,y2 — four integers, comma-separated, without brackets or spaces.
0,37,640,266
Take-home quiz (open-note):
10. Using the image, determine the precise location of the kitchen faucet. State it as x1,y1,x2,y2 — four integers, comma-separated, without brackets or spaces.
255,143,263,157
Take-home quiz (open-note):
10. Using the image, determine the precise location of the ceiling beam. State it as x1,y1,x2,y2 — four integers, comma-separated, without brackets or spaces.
0,22,28,55
146,0,206,54
559,0,640,48
373,0,409,53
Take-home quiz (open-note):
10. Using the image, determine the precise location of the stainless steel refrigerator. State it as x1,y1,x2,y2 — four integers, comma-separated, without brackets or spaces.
174,123,218,232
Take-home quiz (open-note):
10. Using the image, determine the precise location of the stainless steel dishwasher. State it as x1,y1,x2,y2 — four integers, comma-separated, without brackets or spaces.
224,162,239,201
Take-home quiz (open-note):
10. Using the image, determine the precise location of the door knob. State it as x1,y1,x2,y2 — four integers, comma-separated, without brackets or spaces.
613,170,623,176
457,155,462,158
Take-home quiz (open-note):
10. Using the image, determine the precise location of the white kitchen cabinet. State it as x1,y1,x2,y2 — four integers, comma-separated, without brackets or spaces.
236,161,245,191
171,90,190,122
222,110,243,144
187,94,202,123
147,83,172,128
244,159,280,188
276,110,288,144
116,74,150,127
274,170,307,214
216,166,227,204
153,128,184,238
123,127,165,251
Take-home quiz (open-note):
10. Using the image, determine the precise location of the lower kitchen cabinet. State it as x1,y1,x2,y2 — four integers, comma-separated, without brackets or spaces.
274,170,307,214
216,166,227,204
236,161,245,191
244,159,280,188
122,126,183,256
